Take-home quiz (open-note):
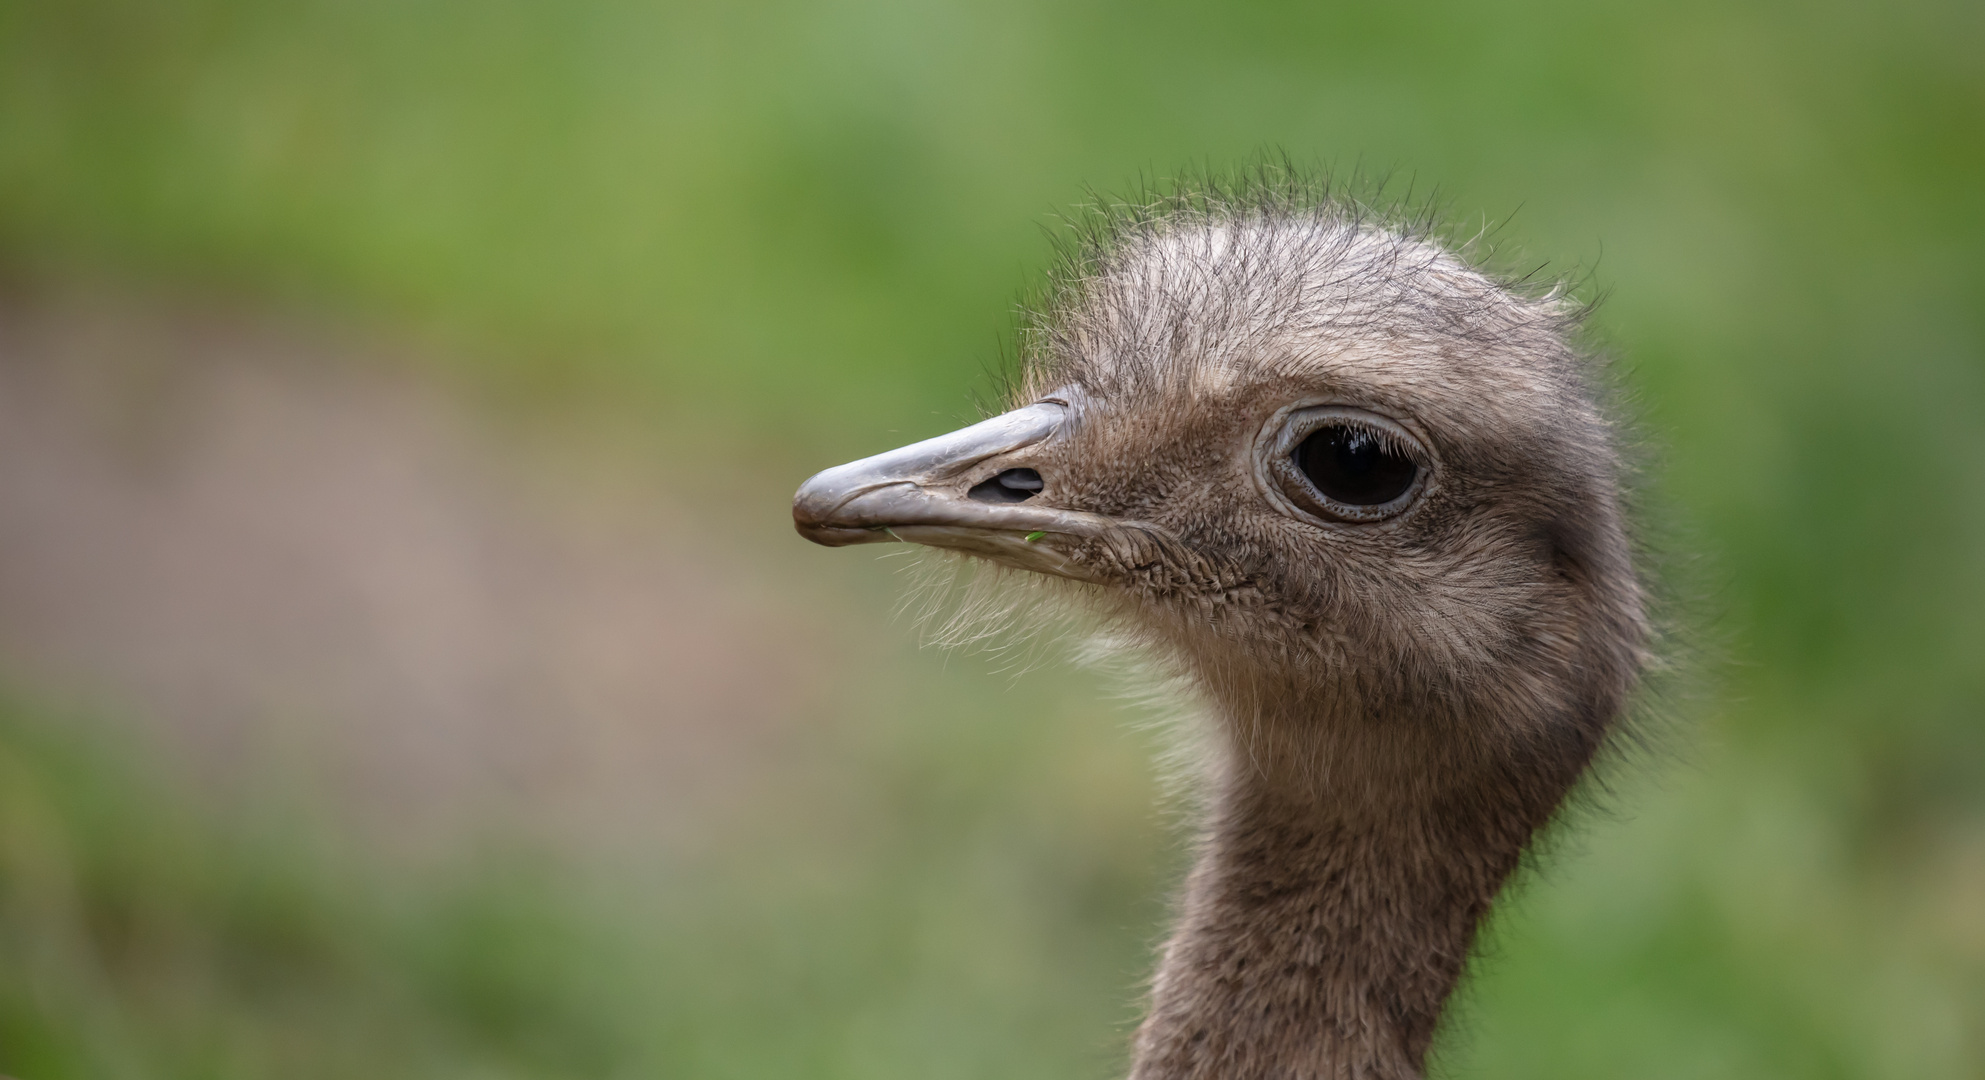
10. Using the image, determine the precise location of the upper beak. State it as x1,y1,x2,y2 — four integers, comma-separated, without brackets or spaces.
792,402,1113,579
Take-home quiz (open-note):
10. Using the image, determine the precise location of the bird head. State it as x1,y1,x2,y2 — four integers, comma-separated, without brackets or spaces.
795,207,1646,755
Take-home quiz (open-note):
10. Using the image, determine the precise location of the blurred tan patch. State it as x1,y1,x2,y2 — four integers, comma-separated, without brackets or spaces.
0,292,844,858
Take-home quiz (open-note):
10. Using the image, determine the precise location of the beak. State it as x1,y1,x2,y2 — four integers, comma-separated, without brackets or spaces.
792,402,1113,579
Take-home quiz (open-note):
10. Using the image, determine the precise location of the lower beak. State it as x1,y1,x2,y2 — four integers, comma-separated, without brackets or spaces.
792,402,1112,579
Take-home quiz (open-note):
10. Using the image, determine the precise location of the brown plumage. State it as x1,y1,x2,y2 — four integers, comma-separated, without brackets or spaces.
793,184,1648,1079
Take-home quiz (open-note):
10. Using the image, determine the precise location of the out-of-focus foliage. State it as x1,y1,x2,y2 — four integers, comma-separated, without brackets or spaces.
0,661,1172,1080
0,0,1981,1076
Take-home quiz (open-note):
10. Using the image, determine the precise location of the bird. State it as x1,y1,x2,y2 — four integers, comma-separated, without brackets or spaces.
791,180,1648,1080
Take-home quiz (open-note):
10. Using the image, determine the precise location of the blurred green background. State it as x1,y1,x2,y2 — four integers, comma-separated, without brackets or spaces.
0,0,1981,1076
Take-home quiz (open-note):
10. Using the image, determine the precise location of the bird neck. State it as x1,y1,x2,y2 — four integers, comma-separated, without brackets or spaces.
1129,698,1576,1080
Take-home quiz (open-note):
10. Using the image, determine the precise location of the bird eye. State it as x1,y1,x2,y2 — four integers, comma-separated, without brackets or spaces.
1265,406,1430,523
1294,426,1417,507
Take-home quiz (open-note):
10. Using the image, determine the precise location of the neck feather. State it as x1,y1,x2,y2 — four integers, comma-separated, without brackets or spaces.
1129,690,1591,1080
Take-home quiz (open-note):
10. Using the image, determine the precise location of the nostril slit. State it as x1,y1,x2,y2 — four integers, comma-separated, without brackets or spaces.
969,467,1043,504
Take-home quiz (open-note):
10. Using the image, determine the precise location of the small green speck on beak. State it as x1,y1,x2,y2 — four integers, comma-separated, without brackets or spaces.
1024,531,1047,543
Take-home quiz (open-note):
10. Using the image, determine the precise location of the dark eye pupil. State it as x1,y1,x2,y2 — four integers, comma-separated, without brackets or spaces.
1294,426,1418,506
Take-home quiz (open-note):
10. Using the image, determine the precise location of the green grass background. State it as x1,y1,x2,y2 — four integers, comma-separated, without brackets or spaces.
2,0,1982,1076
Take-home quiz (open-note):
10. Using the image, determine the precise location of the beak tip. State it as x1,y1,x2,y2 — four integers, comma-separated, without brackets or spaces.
793,477,890,547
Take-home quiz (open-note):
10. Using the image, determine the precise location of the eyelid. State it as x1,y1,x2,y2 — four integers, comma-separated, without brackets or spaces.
1278,406,1428,460
1297,420,1414,462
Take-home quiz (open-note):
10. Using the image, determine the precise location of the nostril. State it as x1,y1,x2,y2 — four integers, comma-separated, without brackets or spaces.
968,467,1043,504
